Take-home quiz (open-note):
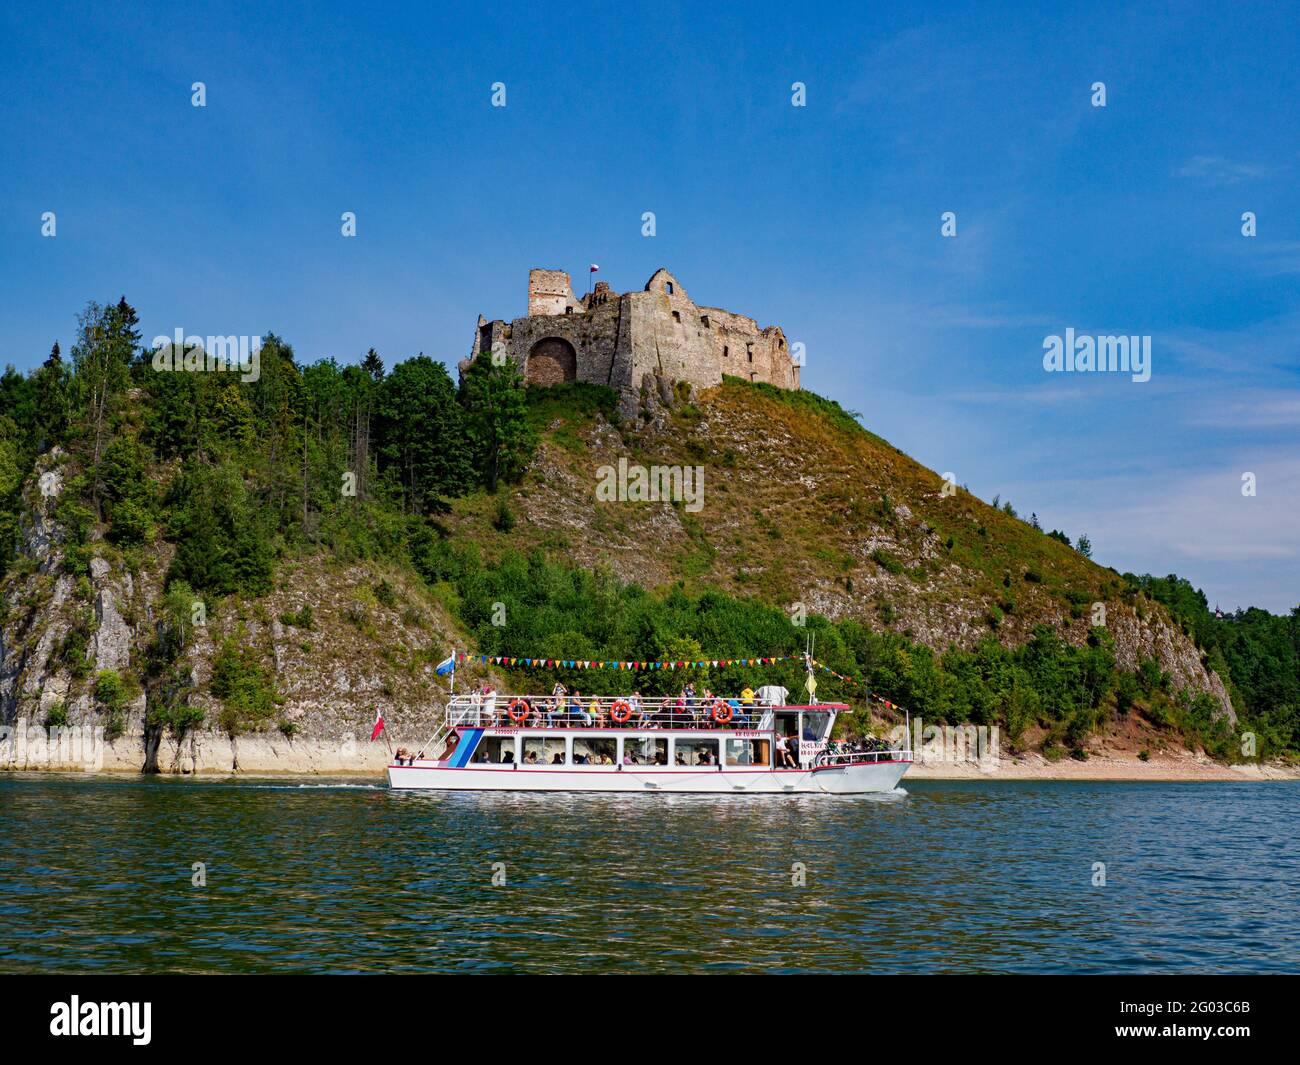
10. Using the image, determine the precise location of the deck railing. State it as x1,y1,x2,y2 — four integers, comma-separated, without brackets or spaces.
814,748,913,766
447,694,781,731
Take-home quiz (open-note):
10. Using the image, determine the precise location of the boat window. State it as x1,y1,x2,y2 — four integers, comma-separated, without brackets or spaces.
672,738,720,766
572,737,616,765
521,735,567,765
725,738,770,766
621,736,667,766
801,712,831,741
476,736,515,764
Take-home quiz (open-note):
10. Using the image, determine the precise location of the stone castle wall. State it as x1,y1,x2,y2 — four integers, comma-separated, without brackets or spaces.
467,267,799,401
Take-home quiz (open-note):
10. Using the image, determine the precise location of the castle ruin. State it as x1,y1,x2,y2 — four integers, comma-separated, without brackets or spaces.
467,268,799,415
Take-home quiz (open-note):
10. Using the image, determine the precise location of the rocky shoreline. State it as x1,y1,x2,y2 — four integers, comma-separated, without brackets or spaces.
0,720,414,775
4,720,1296,782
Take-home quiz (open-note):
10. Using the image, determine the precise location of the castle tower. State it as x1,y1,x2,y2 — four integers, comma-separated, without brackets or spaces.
527,269,581,317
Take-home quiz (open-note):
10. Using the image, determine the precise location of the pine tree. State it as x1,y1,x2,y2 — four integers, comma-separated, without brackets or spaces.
72,298,141,515
458,352,537,492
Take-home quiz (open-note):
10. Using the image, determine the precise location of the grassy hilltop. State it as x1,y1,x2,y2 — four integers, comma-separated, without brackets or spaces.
1,298,1296,769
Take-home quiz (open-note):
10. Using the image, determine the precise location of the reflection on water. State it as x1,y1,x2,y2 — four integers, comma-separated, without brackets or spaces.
0,774,1296,973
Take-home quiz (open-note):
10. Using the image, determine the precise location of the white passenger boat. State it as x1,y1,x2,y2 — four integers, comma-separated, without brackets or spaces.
387,693,911,794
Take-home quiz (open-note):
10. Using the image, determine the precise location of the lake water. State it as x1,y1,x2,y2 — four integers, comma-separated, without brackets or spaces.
1,774,1296,974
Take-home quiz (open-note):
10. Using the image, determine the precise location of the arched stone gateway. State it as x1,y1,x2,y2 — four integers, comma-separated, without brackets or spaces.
526,337,577,386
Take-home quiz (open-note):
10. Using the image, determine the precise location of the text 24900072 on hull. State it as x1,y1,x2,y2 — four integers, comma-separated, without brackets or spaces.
387,692,911,795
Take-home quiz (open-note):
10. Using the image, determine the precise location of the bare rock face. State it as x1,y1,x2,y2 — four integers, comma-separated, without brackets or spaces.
20,449,67,573
1110,610,1235,726
616,388,639,425
89,557,133,675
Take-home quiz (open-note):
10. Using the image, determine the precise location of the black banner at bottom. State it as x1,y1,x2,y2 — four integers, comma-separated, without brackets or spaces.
0,974,1290,1053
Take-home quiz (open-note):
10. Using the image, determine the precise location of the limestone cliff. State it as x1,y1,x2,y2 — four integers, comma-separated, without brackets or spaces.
1,380,1241,776
0,452,460,774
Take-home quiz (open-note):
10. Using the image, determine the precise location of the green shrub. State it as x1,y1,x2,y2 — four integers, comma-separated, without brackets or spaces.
209,640,278,736
94,669,132,739
870,549,904,575
279,604,315,629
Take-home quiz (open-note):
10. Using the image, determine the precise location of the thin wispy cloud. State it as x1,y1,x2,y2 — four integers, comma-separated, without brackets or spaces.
1186,391,1300,430
1175,154,1274,186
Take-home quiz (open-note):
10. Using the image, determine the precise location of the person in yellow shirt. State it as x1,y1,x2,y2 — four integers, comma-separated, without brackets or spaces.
738,687,756,726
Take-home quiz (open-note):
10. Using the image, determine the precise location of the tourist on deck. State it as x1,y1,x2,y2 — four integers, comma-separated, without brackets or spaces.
700,688,716,727
630,690,646,726
589,694,604,728
483,684,499,724
546,696,565,725
570,690,588,726
740,686,755,707
684,682,697,715
728,696,745,727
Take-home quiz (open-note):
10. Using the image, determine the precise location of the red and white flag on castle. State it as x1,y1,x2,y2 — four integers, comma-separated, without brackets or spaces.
589,264,599,273
369,707,385,742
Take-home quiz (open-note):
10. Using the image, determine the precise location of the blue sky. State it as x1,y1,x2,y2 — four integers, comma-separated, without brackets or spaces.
1,1,1297,611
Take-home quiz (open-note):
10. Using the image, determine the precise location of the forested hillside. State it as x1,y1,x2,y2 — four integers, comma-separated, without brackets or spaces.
0,296,1296,771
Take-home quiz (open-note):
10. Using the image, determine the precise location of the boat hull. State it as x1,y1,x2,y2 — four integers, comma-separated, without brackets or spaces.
387,759,909,794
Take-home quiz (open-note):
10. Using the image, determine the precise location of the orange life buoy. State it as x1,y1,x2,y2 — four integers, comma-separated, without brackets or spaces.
610,699,633,724
711,699,734,724
507,698,530,723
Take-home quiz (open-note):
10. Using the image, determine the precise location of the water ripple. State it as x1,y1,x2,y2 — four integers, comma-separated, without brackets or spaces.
0,774,1297,973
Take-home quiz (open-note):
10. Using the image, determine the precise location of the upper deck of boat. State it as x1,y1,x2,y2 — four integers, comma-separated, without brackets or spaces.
447,693,847,732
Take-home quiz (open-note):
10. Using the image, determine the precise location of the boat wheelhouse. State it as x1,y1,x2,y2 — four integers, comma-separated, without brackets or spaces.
387,693,911,794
